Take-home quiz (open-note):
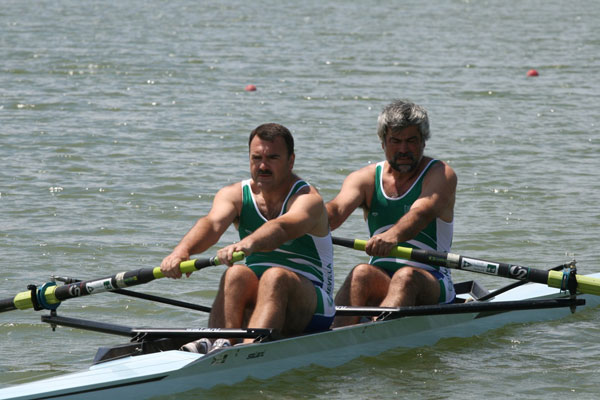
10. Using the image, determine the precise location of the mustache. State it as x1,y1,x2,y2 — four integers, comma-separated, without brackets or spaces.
393,152,415,161
257,169,273,175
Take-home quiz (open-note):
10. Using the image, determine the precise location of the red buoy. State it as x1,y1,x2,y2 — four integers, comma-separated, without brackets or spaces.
526,69,539,77
245,84,257,91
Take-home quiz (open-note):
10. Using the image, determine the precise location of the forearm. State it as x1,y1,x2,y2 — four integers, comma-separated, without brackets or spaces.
326,167,371,231
172,217,221,257
366,208,432,257
217,220,291,266
386,207,433,243
243,220,290,254
326,202,345,231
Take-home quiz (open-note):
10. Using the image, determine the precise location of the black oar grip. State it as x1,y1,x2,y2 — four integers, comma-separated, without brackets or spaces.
193,256,218,271
0,297,17,313
332,237,356,249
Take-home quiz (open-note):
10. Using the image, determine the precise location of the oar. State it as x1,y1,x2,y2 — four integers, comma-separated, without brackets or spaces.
476,262,570,302
332,237,600,296
52,275,212,313
0,252,245,313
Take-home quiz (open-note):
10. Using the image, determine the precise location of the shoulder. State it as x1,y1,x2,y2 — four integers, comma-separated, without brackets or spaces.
220,180,243,193
345,163,377,185
206,182,243,220
330,163,377,210
283,179,326,216
293,180,324,202
431,159,456,181
424,159,457,189
214,181,243,202
358,162,378,175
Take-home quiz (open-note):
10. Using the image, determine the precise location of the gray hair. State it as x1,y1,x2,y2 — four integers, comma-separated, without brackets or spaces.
376,100,430,143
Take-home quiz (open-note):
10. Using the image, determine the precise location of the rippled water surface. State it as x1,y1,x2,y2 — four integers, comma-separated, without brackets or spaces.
1,0,599,398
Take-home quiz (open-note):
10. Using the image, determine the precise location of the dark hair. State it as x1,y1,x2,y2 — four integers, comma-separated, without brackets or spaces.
248,123,294,156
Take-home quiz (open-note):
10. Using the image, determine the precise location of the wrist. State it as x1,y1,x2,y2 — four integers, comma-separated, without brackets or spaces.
386,228,401,243
172,246,190,260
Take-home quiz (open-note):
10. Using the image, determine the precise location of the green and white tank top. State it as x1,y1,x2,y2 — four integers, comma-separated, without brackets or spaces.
238,179,334,296
367,160,453,276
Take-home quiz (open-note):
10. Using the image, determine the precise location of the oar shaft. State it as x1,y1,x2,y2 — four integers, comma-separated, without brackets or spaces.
52,275,213,312
337,237,548,281
332,237,600,296
1,252,245,313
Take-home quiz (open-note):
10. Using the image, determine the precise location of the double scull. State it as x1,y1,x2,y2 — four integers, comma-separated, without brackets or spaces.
1,238,599,399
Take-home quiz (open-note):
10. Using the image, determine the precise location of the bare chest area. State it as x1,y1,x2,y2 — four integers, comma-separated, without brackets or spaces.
255,196,285,220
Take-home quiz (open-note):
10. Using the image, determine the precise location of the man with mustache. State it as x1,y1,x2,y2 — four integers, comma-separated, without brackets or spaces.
327,100,457,327
161,123,334,350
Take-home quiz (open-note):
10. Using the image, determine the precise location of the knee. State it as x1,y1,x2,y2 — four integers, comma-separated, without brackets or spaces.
259,267,293,288
223,264,256,286
391,267,420,286
349,263,377,285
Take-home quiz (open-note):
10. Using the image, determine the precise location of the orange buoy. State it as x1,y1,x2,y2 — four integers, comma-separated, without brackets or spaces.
245,84,257,91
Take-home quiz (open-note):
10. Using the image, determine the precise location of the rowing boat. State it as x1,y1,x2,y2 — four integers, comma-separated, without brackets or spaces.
1,240,599,399
0,277,597,400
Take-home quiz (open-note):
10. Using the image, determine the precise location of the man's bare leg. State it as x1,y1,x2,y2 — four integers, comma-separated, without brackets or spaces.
379,267,440,307
331,263,391,327
242,267,316,343
209,264,258,331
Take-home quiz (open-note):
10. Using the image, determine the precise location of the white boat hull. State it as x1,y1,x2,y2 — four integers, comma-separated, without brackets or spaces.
2,275,599,400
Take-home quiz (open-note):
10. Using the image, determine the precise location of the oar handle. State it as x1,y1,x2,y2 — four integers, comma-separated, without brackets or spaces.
0,297,17,312
152,251,245,279
334,238,413,260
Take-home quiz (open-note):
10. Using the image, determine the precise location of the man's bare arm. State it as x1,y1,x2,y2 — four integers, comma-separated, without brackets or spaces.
218,187,326,265
160,183,241,278
326,165,375,230
366,162,457,256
